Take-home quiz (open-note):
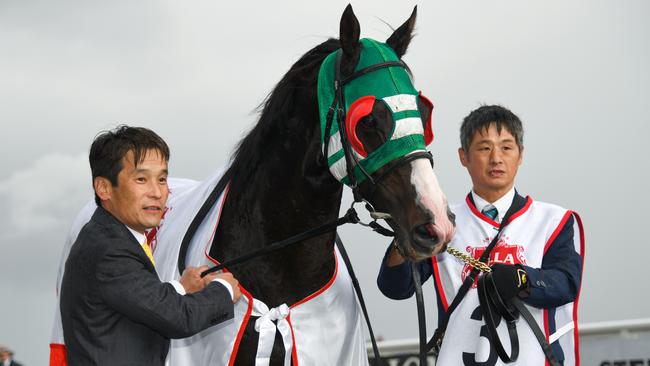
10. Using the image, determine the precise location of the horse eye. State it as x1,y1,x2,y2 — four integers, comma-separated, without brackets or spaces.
359,115,375,127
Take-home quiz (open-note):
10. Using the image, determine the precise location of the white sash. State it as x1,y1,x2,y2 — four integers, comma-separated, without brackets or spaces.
433,197,584,366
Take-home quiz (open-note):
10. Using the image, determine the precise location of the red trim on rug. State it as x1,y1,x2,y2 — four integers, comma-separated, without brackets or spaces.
203,185,248,287
194,183,255,365
228,288,254,366
291,248,339,308
49,343,67,366
431,256,449,311
204,184,231,264
543,211,572,255
201,182,342,363
287,314,299,366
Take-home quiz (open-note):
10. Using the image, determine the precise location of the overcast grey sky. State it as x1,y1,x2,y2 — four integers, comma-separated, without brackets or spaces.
1,1,649,364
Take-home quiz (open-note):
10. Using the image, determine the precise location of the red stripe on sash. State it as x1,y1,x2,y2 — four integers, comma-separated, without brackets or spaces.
291,249,339,308
49,343,67,366
431,256,449,311
543,210,572,255
465,195,532,227
543,210,585,366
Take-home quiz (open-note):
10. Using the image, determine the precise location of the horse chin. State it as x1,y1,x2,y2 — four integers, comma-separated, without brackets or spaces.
394,229,448,261
403,241,448,262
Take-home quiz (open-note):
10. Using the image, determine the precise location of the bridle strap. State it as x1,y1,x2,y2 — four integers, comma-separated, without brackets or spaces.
372,151,433,187
412,261,429,366
328,50,423,198
200,207,360,277
512,298,561,366
333,51,362,191
336,235,383,366
340,60,406,86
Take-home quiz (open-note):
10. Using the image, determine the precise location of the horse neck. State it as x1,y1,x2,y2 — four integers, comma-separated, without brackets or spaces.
213,112,344,307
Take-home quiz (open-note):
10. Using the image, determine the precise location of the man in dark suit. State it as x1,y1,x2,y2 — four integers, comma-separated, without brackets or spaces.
0,346,23,366
60,126,241,365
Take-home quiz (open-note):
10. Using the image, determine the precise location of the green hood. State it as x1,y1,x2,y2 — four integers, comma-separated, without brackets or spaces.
317,38,427,185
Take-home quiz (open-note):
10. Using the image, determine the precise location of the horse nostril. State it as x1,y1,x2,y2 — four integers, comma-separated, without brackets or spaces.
411,223,440,251
416,223,434,237
448,209,456,226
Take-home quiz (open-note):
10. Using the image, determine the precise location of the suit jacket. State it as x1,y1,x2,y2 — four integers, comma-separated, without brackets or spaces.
60,206,234,366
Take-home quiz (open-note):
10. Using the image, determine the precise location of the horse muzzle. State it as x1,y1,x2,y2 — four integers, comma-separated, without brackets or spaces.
409,221,453,260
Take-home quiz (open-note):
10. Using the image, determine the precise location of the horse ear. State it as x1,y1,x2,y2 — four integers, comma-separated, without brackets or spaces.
386,6,417,58
339,4,361,73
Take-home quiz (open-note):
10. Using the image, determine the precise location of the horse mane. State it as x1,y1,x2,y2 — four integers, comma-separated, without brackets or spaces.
226,38,340,188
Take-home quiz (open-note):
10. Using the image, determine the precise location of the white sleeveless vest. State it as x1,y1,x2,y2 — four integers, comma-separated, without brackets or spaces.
432,196,585,366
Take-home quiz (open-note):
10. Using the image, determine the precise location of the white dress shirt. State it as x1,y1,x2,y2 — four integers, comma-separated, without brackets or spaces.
471,187,516,223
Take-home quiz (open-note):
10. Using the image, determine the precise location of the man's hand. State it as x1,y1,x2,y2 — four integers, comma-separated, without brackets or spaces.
490,263,529,300
179,265,211,294
386,240,406,267
204,271,242,304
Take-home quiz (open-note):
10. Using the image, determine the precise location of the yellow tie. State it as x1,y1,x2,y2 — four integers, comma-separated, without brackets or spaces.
141,240,156,267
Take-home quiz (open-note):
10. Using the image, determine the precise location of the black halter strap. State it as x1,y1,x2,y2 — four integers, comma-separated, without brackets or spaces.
340,60,406,86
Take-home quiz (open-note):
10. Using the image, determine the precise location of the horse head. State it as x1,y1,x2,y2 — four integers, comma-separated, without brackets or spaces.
319,5,456,260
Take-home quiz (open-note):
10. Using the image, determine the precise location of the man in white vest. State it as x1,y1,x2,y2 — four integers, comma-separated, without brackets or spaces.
377,105,584,365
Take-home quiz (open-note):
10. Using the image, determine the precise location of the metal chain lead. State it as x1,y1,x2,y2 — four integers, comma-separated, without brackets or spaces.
446,247,492,273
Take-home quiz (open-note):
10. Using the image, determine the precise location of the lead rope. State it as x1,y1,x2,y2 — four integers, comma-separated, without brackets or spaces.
335,235,382,366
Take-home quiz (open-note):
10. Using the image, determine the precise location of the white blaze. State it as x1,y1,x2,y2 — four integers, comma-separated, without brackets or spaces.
410,155,455,244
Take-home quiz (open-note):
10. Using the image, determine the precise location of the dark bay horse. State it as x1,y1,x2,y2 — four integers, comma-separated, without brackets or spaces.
51,5,455,366
173,5,455,364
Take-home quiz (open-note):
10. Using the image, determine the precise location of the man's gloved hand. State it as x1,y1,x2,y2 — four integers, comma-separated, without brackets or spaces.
490,263,529,300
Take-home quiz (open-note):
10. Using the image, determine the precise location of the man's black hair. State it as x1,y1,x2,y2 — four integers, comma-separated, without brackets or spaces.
460,105,524,152
89,125,170,206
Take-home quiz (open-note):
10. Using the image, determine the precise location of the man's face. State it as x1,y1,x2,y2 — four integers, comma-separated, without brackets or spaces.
96,149,169,233
458,123,522,201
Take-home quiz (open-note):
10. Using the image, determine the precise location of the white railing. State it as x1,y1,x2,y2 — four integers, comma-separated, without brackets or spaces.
367,318,650,357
